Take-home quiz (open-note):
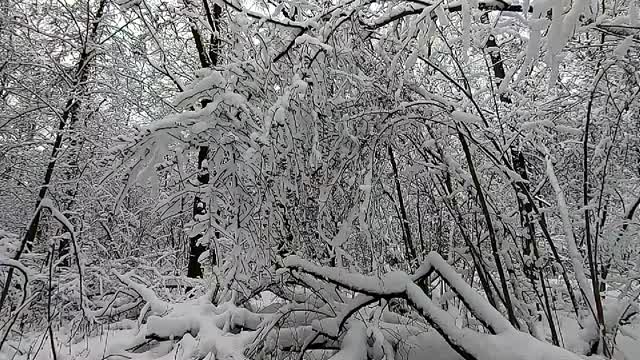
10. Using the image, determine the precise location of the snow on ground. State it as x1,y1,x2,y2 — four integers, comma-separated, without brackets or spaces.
397,332,464,360
2,327,143,360
3,302,640,360
616,323,640,360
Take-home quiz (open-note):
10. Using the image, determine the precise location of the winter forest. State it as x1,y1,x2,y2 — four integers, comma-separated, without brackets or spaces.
1,0,640,359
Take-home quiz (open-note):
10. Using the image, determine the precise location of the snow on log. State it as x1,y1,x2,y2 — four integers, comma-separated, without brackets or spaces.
284,255,410,295
421,252,513,334
286,251,584,360
329,322,367,360
451,110,484,125
112,270,171,315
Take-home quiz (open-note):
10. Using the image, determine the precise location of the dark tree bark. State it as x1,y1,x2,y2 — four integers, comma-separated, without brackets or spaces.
480,12,511,104
187,146,210,279
186,0,221,279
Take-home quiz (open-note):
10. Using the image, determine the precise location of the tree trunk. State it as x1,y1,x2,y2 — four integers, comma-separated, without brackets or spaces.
0,0,107,313
186,0,221,279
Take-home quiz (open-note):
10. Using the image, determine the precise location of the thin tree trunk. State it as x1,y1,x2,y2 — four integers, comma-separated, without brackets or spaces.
416,189,425,256
388,145,417,264
583,83,607,354
512,148,560,345
457,129,518,328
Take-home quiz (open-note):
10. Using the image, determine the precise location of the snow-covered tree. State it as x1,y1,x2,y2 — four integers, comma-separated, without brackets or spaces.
1,1,639,360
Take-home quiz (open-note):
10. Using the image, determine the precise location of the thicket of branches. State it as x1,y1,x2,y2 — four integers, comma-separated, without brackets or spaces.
1,1,639,360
